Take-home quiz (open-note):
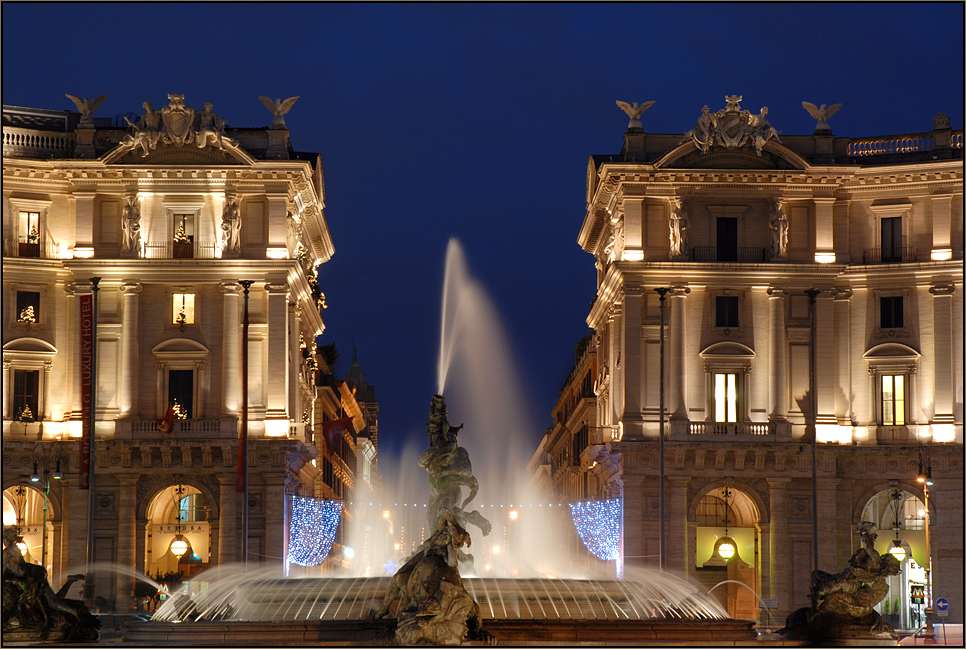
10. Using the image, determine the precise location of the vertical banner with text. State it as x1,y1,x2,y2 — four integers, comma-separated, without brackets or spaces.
79,294,93,489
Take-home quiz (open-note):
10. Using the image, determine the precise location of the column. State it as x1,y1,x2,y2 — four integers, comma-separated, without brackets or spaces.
768,479,791,619
118,283,141,419
815,291,837,433
767,289,788,421
622,288,644,439
217,476,238,564
266,195,288,248
668,477,690,577
288,301,300,422
622,196,644,260
2,361,9,420
834,291,853,427
115,476,138,612
813,198,836,263
609,305,622,429
669,288,689,419
930,285,955,430
219,283,242,414
622,476,645,571
265,283,289,419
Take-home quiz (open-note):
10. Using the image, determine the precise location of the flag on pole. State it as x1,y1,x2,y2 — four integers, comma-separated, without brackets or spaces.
157,403,175,434
322,417,354,453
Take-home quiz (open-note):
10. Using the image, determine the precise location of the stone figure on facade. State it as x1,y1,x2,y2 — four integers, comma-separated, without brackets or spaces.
65,94,108,127
616,100,655,129
669,198,689,258
802,101,842,132
121,192,142,254
769,199,789,259
418,395,491,568
123,101,163,156
258,96,300,129
374,509,489,646
680,97,780,156
780,522,900,642
603,215,624,263
2,526,100,642
195,101,229,150
221,191,241,254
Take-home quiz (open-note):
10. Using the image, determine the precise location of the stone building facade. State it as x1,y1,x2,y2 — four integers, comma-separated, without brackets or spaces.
2,95,347,610
537,99,963,625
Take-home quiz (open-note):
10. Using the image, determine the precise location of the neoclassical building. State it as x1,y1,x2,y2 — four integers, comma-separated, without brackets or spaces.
536,98,963,626
2,94,348,609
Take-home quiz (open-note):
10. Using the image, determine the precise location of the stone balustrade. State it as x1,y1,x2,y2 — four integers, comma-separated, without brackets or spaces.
2,127,75,158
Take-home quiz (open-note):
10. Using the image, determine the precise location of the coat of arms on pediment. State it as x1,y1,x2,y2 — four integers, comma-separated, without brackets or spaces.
118,93,237,158
682,95,781,156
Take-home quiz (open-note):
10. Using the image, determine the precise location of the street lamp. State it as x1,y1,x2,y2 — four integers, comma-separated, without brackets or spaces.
170,474,188,560
715,485,737,562
916,444,934,639
30,442,64,569
887,488,906,563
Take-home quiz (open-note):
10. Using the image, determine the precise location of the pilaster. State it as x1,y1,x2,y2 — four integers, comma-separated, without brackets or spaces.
669,287,690,419
265,283,289,418
929,285,955,427
217,476,238,564
115,476,138,612
118,283,142,419
813,197,836,263
220,283,243,415
621,289,644,439
767,288,788,421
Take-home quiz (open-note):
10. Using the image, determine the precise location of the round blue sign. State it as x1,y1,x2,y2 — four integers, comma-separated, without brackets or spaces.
935,597,949,611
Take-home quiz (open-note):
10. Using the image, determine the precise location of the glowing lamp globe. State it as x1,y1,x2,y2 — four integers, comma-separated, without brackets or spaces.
716,538,736,561
171,535,188,558
888,541,906,562
16,539,28,556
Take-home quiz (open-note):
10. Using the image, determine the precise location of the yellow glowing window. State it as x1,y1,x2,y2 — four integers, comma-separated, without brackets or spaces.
19,211,40,242
173,293,195,325
881,375,904,426
714,373,738,423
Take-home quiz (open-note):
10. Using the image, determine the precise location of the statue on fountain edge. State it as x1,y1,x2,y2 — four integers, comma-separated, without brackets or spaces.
780,521,901,642
2,526,100,642
374,509,490,645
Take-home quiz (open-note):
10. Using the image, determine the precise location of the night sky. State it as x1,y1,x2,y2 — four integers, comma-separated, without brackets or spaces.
3,3,963,461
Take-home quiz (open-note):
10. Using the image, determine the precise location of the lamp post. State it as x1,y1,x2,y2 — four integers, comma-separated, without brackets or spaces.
170,474,188,561
30,442,64,569
887,488,907,564
654,287,670,572
84,276,100,607
238,280,253,565
916,444,934,639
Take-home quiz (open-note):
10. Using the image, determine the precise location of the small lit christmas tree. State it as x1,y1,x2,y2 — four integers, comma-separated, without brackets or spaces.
17,404,35,423
18,306,36,323
171,400,188,420
27,225,39,244
173,221,191,244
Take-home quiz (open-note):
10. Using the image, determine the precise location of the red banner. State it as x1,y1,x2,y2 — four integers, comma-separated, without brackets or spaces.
79,294,93,490
235,423,246,492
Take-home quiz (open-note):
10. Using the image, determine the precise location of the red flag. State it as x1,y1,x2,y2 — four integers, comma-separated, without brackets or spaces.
157,403,175,434
322,417,353,453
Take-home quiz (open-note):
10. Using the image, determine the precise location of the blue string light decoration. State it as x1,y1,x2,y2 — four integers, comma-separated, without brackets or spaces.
570,498,623,577
288,496,343,567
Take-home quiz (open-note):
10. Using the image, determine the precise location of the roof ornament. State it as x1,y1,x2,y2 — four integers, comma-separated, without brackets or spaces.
120,95,235,157
802,102,841,132
65,94,108,127
681,96,780,156
258,96,300,129
616,100,655,129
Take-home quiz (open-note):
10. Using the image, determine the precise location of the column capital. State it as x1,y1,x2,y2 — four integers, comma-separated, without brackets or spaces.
767,287,788,297
812,197,838,206
119,282,142,295
669,286,691,297
68,281,94,295
929,284,955,296
833,289,853,301
219,282,243,294
265,282,289,294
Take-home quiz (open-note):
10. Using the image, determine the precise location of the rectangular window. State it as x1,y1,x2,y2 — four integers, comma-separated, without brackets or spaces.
173,214,194,244
715,296,739,328
18,211,41,257
168,369,193,419
881,375,905,426
16,291,40,323
880,296,903,329
714,373,738,423
881,217,902,262
173,294,195,325
13,369,40,421
716,217,738,262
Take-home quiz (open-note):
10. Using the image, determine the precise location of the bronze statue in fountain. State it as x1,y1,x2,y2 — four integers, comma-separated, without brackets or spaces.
780,521,901,642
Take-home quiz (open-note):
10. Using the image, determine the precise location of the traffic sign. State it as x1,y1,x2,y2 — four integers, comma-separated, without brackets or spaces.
935,597,949,617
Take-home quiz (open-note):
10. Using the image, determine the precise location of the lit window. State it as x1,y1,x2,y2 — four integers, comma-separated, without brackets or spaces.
714,373,738,423
16,291,40,323
881,375,905,426
13,369,40,422
880,296,903,329
19,211,40,242
173,293,195,325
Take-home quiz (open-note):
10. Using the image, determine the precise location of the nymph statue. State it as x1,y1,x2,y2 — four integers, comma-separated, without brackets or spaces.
669,198,689,258
121,193,141,254
769,199,789,259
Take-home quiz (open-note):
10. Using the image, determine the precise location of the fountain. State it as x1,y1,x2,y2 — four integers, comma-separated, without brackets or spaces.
124,238,757,645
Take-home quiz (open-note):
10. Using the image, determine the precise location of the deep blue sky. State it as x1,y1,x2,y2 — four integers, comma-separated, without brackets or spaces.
3,3,963,459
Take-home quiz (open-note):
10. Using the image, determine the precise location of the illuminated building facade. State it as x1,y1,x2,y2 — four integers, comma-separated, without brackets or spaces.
2,95,341,609
538,101,963,625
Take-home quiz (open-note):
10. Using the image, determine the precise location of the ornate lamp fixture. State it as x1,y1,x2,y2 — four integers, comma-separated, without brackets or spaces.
170,474,188,559
715,485,737,561
887,488,906,562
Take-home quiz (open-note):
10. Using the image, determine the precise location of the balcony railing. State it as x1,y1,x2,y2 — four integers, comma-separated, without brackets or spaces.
667,421,790,441
848,134,933,157
2,126,75,158
862,246,917,264
3,237,59,259
121,417,237,439
690,246,767,263
142,241,219,259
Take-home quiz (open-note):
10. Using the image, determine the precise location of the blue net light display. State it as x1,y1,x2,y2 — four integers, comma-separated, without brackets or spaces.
570,498,623,577
288,496,343,567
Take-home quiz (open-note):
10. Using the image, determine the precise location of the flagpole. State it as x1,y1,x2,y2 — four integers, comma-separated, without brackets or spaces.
239,280,253,565
84,277,100,607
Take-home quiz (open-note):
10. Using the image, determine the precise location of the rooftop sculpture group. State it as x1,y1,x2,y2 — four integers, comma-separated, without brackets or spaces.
122,94,236,156
682,95,781,156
